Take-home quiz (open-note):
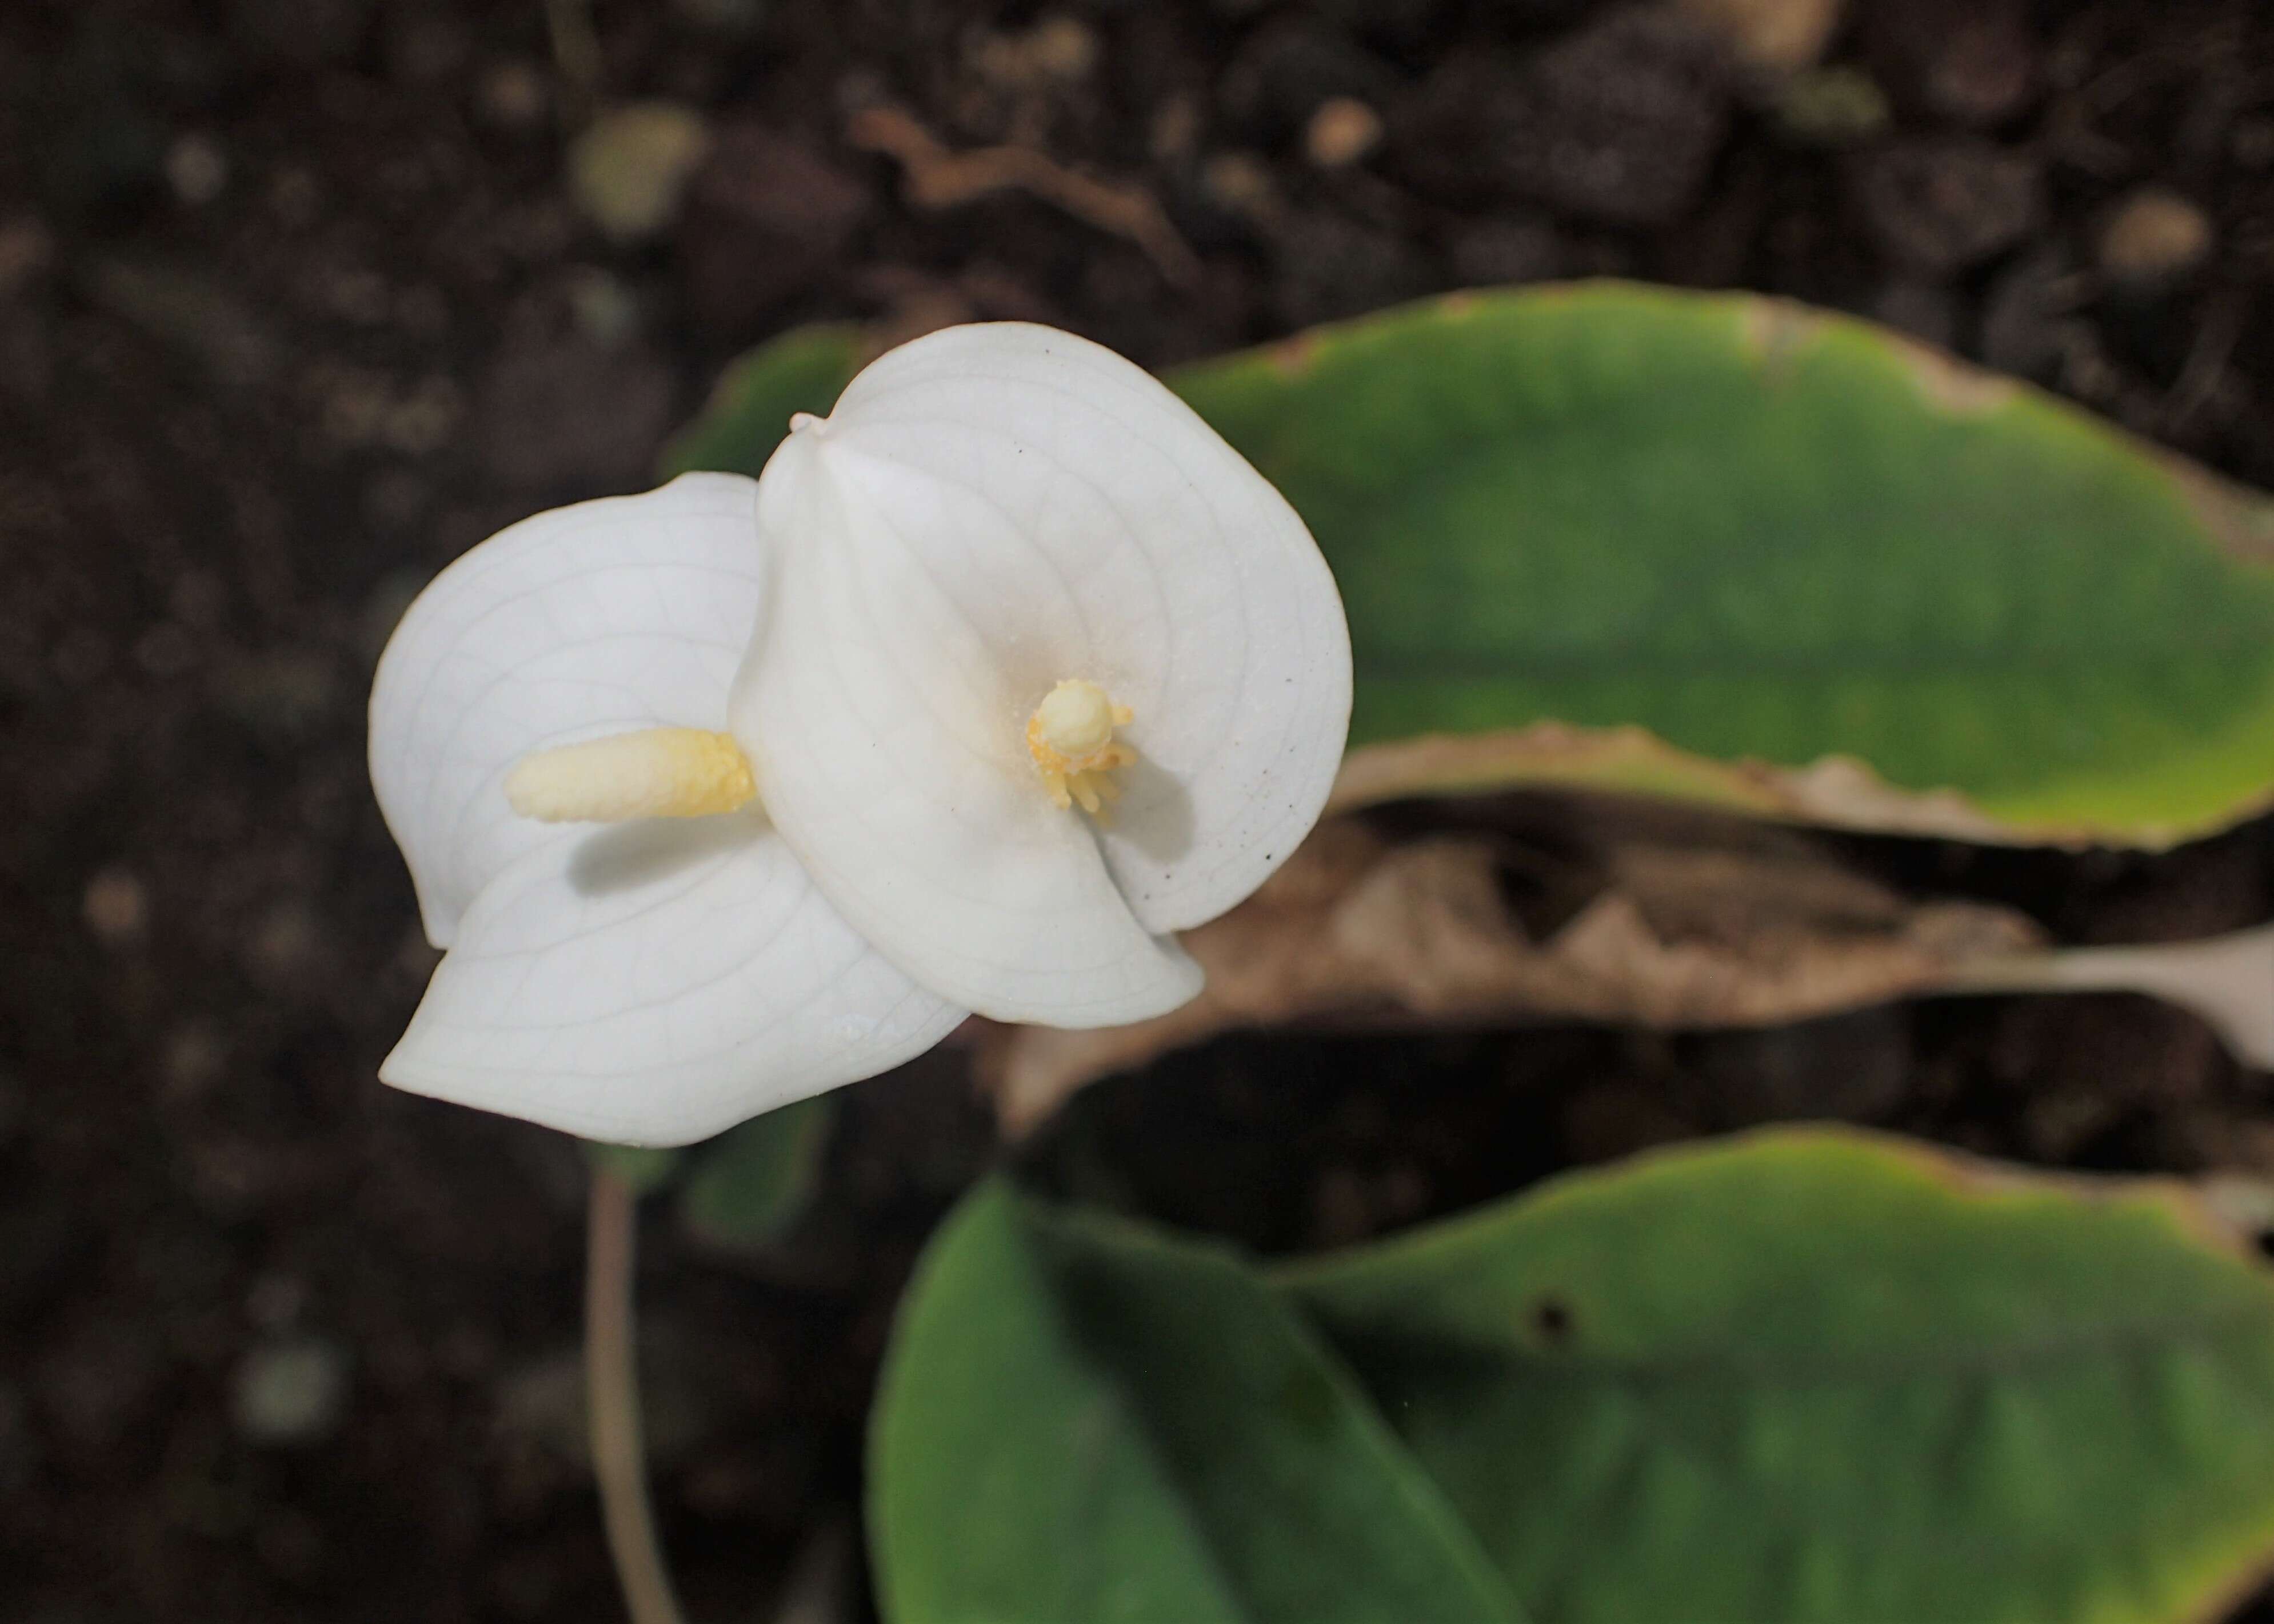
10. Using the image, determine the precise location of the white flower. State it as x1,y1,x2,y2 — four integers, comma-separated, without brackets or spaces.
369,323,1351,1146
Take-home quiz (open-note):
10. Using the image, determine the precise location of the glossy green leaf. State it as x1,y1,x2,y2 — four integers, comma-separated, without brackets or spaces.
678,1094,834,1248
670,287,2274,846
1181,286,2274,845
869,1180,1526,1624
1279,1128,2274,1624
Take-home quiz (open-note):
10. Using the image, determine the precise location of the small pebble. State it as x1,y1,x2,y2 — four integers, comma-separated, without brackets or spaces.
83,868,149,946
569,102,711,243
165,134,229,206
232,1337,348,1445
2097,187,2212,292
477,61,550,131
1304,97,1383,169
1024,16,1098,79
1676,0,1844,74
1200,151,1277,221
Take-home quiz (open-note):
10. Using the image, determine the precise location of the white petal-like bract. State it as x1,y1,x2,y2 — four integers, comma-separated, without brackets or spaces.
381,813,964,1146
729,323,1349,1024
370,473,769,946
370,471,965,1144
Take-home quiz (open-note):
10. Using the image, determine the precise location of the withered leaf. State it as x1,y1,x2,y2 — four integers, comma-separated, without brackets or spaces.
978,800,2044,1133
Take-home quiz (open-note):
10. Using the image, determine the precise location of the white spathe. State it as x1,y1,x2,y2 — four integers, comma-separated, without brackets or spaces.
370,322,1352,1146
368,474,963,1145
730,323,1352,1025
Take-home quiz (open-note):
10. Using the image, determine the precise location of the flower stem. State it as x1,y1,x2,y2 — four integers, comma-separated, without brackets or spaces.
587,1165,688,1624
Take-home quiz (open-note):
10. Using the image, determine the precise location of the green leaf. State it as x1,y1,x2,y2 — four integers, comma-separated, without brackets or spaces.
1278,1128,2274,1624
678,1094,834,1247
669,287,2274,846
869,1179,1527,1624
1178,286,2274,847
658,321,869,479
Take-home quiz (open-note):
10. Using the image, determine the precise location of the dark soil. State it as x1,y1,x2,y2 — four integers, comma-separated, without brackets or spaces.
4,0,2273,1618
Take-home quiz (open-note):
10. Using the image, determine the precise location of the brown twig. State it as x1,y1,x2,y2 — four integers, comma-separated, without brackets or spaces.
849,106,1202,288
587,1166,686,1624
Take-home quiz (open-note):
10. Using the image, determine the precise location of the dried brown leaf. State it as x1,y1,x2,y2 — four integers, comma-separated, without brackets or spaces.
977,806,2044,1133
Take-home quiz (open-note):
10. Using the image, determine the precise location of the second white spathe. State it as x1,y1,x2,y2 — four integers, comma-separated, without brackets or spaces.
369,474,962,1147
731,323,1352,1025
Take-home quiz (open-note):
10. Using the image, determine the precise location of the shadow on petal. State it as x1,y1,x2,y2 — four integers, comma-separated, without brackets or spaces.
1109,754,1196,865
567,811,767,897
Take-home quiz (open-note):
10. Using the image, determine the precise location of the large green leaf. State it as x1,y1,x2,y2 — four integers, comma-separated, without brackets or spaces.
668,285,2274,846
1280,1129,2274,1624
1182,287,2274,846
868,1180,1526,1624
